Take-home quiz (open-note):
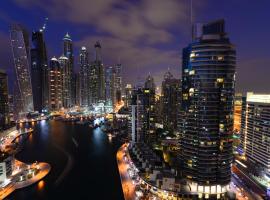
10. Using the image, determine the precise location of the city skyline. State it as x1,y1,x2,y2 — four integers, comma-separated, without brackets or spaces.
0,0,270,93
1,1,270,199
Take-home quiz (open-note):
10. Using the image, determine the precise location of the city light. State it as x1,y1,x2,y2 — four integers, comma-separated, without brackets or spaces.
0,1,269,200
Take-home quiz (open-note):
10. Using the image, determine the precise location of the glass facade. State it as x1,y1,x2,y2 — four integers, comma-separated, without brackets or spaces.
31,30,49,112
180,20,236,198
0,70,9,129
79,46,90,106
10,24,34,114
49,58,63,110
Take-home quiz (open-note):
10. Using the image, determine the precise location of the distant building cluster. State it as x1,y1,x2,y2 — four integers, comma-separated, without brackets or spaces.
2,21,123,124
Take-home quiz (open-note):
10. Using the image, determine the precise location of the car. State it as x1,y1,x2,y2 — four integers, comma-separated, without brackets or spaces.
150,187,158,195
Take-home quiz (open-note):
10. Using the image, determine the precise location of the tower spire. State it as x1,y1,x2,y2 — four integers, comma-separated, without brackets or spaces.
41,17,48,32
191,0,193,41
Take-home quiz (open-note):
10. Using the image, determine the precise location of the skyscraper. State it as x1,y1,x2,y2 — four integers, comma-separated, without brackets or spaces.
161,71,181,132
75,72,80,106
143,75,156,145
180,19,236,198
0,70,9,130
90,41,105,104
49,57,63,110
58,55,69,108
145,74,155,90
79,46,89,106
129,87,145,143
241,93,270,178
105,66,116,107
63,33,73,107
10,24,34,114
129,83,156,145
124,84,132,109
115,63,122,103
30,29,49,112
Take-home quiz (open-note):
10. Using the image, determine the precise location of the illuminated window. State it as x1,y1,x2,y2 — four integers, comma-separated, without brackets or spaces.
190,52,195,58
189,70,195,75
217,78,224,83
217,56,224,61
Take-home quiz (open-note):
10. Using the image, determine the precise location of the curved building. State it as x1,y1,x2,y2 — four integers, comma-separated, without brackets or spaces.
180,19,236,199
10,24,34,114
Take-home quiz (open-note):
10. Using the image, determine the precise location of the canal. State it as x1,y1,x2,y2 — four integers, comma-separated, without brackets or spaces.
7,120,124,200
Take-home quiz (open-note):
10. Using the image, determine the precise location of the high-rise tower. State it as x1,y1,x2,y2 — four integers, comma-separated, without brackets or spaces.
62,33,73,107
240,92,270,180
180,19,236,199
105,66,116,107
58,55,69,108
49,57,63,110
79,46,89,106
90,41,105,104
10,24,34,114
161,71,181,132
115,63,122,103
0,70,9,130
31,29,49,112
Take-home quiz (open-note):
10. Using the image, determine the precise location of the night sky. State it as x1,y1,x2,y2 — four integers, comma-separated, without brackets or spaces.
0,0,269,94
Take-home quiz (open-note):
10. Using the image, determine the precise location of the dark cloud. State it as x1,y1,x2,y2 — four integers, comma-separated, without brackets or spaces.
75,35,181,86
13,0,189,86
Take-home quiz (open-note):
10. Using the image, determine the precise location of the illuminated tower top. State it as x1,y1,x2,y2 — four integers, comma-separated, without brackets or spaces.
63,32,73,59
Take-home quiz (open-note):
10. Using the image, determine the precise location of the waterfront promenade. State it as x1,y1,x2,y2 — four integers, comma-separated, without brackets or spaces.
0,161,50,199
117,143,136,200
0,127,51,199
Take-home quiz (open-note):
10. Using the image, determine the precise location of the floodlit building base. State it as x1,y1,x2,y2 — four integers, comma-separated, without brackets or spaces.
189,182,229,199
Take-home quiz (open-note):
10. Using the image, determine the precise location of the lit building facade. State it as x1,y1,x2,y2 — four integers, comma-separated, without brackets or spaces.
74,72,80,106
124,84,132,109
105,66,116,107
0,70,9,130
79,46,90,106
144,76,156,145
0,152,14,184
180,20,236,198
241,92,270,178
90,41,105,104
233,93,243,133
49,57,63,110
161,71,181,132
129,88,145,143
239,96,247,154
58,55,69,108
10,24,34,114
129,79,156,145
115,63,122,103
63,33,73,107
30,30,49,112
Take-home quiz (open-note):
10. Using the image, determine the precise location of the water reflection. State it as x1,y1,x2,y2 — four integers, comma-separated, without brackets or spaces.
37,180,45,191
10,120,124,200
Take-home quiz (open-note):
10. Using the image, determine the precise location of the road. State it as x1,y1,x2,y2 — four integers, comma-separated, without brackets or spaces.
232,165,265,200
117,143,136,200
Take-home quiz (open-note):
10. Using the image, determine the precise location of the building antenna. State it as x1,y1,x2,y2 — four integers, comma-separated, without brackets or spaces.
190,0,193,41
41,17,49,32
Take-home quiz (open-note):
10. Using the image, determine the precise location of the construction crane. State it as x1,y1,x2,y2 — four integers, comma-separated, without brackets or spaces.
40,17,48,32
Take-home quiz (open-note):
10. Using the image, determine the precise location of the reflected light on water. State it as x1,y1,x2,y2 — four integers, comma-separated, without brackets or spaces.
37,180,45,190
29,133,33,143
40,120,46,126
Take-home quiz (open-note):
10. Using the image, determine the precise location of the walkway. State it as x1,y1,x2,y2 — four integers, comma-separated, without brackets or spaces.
0,161,51,199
